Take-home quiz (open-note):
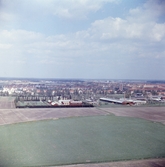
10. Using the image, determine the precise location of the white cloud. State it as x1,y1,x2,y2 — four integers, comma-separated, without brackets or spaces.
0,0,165,79
151,23,165,41
0,29,44,43
128,0,165,22
1,0,165,64
0,11,15,22
0,0,119,21
44,0,118,19
0,43,12,49
85,0,165,43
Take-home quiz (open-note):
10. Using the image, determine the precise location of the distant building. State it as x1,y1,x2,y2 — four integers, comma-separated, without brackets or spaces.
100,97,146,106
119,83,123,91
50,99,83,107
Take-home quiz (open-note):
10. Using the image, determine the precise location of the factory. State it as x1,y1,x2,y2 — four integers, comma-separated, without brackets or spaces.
100,97,146,106
48,99,89,107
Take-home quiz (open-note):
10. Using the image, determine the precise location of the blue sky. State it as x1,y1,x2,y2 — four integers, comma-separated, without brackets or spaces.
0,0,165,80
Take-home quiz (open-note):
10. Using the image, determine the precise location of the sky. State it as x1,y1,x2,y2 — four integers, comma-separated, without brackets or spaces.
0,0,165,80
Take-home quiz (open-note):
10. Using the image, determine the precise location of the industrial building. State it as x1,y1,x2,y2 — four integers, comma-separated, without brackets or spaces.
100,97,146,106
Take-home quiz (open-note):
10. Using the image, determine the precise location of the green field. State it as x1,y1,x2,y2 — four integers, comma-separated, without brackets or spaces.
0,116,165,166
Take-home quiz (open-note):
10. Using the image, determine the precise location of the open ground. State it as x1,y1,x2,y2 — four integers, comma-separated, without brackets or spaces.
0,96,165,125
0,97,165,167
0,115,165,166
0,106,165,125
0,96,15,109
56,158,165,167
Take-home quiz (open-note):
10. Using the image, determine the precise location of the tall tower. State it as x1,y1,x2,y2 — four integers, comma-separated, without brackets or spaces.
119,83,123,91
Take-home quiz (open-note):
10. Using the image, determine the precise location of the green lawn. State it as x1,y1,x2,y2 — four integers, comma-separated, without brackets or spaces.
0,116,165,166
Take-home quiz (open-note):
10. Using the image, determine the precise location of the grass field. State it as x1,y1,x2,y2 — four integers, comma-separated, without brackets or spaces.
0,115,165,167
